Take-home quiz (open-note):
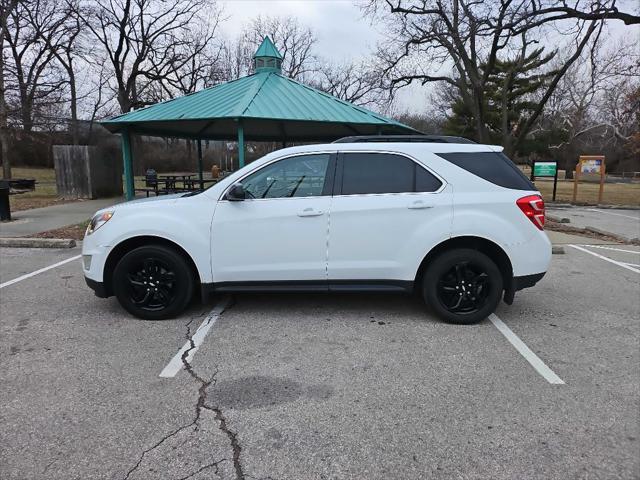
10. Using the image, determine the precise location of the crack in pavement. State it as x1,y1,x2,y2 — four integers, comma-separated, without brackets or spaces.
175,458,228,480
122,306,244,480
180,320,245,480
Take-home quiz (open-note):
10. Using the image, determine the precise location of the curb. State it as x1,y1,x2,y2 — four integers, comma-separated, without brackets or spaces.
583,227,640,245
547,214,570,223
0,237,76,248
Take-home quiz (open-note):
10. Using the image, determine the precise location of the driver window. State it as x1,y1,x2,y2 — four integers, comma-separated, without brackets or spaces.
242,154,331,199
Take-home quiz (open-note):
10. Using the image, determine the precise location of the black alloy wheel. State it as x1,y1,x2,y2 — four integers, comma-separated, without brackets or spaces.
113,245,194,320
423,248,503,325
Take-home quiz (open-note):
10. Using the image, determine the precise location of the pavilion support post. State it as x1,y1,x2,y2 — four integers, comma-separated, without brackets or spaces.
197,139,203,183
237,121,245,169
121,128,135,201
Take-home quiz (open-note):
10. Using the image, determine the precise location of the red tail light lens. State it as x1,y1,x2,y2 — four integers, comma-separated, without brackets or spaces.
516,195,545,230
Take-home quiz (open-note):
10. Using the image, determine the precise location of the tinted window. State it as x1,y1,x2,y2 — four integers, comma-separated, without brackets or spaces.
437,152,534,190
341,153,413,194
341,153,442,194
416,166,442,192
242,154,330,199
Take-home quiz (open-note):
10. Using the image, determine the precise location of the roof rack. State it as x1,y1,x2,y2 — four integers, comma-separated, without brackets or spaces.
332,135,476,144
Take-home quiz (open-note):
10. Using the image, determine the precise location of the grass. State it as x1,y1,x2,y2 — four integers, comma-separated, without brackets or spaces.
9,167,73,212
28,220,90,240
533,177,640,206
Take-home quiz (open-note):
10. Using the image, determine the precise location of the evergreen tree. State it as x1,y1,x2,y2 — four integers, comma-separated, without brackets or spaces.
444,47,558,157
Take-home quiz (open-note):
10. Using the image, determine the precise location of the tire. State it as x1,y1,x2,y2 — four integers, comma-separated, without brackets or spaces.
422,248,503,325
112,244,195,320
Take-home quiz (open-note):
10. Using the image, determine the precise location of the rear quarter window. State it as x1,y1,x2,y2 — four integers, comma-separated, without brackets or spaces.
437,152,535,191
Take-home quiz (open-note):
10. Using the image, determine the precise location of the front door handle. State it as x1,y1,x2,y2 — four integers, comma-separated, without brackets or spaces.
298,207,324,217
407,200,433,209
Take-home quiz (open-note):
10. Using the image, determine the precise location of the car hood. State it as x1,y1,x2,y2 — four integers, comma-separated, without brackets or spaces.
93,193,186,216
121,193,186,206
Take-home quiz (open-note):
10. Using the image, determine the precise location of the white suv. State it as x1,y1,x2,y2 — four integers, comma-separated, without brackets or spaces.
82,137,551,324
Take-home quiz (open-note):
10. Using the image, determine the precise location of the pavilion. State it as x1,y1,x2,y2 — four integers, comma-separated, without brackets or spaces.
101,37,419,200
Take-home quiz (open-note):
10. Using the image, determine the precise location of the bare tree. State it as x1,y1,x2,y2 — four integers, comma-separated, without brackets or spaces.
81,0,215,114
0,0,18,178
315,61,392,110
34,0,84,144
544,38,640,148
4,0,66,133
366,0,639,154
149,8,224,101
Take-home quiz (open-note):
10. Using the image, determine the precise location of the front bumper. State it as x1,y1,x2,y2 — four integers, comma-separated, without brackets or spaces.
85,276,110,298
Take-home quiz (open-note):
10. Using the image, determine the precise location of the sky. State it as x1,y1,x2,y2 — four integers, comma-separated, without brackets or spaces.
220,0,381,62
219,0,638,115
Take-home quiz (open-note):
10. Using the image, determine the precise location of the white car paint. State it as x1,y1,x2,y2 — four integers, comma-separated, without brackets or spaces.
82,142,551,292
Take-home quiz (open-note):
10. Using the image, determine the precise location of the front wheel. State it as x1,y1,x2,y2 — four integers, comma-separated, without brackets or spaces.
112,245,194,320
422,248,503,325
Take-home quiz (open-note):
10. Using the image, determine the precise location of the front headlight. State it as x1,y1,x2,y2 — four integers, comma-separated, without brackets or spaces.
86,211,114,236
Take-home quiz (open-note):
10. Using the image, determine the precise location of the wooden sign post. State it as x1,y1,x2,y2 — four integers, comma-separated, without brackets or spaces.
573,155,606,204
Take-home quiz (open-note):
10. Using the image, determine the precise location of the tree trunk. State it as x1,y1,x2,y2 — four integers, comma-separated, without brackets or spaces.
0,57,10,178
0,0,16,179
69,64,79,145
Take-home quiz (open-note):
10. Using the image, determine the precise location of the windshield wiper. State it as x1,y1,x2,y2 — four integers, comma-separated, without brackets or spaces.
261,179,277,198
289,176,306,197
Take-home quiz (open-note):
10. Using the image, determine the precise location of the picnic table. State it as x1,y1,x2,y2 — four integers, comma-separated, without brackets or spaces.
136,171,222,197
158,173,196,190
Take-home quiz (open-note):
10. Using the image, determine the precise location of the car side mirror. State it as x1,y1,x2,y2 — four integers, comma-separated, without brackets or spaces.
226,183,246,201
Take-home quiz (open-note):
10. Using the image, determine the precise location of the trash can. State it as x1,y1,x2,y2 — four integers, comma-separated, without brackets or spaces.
0,180,10,221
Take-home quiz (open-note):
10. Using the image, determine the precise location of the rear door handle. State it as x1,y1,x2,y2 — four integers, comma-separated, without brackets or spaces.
407,200,433,209
297,207,324,217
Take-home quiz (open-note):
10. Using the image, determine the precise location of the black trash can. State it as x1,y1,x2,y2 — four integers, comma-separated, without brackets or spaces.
0,180,10,221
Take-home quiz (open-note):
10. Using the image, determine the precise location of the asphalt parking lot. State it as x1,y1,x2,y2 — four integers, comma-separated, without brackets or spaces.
1,241,639,480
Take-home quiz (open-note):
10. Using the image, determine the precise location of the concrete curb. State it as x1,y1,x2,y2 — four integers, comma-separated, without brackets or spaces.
583,227,640,245
547,214,571,223
0,237,76,248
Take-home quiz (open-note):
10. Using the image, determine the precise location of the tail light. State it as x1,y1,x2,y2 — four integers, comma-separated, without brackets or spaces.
516,195,545,230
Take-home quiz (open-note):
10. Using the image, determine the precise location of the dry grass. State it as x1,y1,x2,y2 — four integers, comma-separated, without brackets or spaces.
518,165,640,206
533,177,640,206
29,220,90,240
9,167,77,212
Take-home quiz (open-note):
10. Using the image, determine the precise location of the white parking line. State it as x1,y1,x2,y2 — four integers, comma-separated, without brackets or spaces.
159,296,231,378
489,314,565,385
568,245,640,274
585,208,640,221
0,255,82,289
579,245,640,255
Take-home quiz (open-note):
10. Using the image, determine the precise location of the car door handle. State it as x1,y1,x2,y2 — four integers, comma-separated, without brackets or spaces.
407,200,433,209
297,207,324,217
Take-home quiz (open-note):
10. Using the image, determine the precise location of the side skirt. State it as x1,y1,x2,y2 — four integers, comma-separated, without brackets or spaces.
201,280,414,298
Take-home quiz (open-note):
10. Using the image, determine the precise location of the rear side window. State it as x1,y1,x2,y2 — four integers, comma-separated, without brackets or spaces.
437,152,534,190
340,153,442,195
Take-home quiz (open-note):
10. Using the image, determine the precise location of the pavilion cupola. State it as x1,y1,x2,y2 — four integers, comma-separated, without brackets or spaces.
253,36,283,73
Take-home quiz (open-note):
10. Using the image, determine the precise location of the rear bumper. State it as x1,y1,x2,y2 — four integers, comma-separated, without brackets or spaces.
514,272,545,291
85,276,110,298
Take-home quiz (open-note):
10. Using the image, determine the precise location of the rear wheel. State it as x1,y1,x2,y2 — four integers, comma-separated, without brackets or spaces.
422,248,503,325
112,245,194,320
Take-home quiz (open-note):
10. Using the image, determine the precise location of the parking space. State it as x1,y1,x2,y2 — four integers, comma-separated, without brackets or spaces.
1,243,638,479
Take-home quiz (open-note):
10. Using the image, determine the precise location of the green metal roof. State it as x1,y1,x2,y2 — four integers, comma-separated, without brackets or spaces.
101,62,419,141
253,36,283,60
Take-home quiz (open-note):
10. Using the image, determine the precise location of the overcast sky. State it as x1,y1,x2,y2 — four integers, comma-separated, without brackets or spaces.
220,0,381,61
219,0,638,114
